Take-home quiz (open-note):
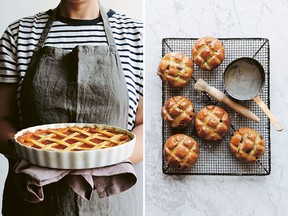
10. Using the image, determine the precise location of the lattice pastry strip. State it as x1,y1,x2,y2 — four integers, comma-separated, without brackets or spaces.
17,126,131,152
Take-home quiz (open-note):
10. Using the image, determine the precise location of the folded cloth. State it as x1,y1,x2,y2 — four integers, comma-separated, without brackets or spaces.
14,160,137,203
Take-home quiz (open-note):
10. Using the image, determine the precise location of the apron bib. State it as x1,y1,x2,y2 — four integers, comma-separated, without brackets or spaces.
3,4,141,216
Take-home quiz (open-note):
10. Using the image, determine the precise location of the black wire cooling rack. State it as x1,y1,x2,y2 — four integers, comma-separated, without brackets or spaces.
161,38,271,176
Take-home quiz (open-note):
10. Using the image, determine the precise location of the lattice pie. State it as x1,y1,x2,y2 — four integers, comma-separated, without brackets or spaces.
17,126,131,152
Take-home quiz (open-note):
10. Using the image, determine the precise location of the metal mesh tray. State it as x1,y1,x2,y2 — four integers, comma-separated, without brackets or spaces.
161,38,271,176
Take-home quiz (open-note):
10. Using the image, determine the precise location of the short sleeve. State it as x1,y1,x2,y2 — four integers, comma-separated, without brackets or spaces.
0,25,18,83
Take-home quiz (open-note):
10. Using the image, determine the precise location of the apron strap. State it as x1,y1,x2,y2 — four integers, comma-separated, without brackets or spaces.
99,4,116,46
36,8,57,51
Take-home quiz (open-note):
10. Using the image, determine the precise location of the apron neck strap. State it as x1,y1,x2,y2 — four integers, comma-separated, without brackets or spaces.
36,2,116,50
99,4,116,46
36,8,57,50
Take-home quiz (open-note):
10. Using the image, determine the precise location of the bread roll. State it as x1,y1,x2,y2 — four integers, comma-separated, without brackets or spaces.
195,105,230,141
230,128,265,162
158,52,193,87
162,96,195,128
192,36,225,71
164,134,199,169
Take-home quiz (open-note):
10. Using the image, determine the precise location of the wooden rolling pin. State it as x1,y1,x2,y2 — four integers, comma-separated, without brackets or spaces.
194,78,260,122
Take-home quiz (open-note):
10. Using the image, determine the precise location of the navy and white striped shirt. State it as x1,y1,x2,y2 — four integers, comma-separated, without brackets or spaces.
0,9,143,131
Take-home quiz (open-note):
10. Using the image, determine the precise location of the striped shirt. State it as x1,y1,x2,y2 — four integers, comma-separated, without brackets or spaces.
0,9,143,131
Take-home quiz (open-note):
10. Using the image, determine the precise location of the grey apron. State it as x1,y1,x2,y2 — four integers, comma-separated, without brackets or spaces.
20,6,128,128
2,4,141,216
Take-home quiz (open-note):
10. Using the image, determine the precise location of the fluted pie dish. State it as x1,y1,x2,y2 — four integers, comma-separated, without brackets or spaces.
14,123,136,169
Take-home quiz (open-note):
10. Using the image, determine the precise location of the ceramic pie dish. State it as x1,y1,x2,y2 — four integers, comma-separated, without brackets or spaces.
14,123,136,169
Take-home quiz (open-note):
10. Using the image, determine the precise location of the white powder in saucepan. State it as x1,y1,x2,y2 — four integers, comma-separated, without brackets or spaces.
224,60,264,100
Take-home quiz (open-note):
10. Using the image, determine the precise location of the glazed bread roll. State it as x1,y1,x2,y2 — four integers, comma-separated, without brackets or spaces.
158,52,193,87
164,134,199,169
230,128,265,163
162,96,195,128
192,36,225,71
195,105,230,141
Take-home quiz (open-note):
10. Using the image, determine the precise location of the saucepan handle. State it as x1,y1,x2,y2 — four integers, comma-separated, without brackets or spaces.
253,96,283,131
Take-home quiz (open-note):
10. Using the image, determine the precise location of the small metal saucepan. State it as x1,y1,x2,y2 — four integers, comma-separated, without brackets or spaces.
223,57,283,131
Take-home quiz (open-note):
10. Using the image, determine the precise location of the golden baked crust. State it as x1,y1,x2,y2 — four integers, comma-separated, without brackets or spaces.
162,96,195,128
192,36,225,71
164,134,199,169
230,128,265,162
195,105,230,141
17,126,131,151
157,52,193,87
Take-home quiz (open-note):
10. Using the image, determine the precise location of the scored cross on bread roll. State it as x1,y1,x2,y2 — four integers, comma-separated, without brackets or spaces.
230,128,265,163
192,36,225,71
162,96,195,128
157,52,193,87
195,105,230,141
164,134,199,169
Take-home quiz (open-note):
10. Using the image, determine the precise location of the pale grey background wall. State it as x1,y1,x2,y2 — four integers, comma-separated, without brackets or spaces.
0,0,143,210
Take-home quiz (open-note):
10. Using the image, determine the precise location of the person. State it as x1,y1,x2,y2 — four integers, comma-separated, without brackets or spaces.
0,0,143,215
